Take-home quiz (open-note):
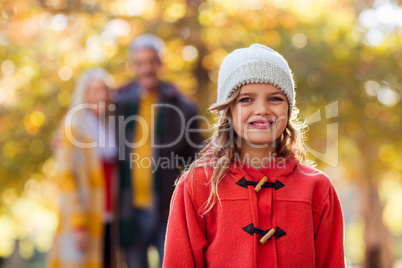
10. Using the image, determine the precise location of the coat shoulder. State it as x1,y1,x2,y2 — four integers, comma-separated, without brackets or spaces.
113,80,137,103
176,166,213,208
294,163,335,209
162,82,199,115
179,165,213,188
294,163,331,185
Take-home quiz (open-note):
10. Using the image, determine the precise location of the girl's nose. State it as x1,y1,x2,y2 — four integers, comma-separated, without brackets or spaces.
254,101,270,115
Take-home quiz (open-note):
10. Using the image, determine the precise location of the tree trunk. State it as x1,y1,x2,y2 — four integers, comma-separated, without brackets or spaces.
6,240,23,268
359,180,394,268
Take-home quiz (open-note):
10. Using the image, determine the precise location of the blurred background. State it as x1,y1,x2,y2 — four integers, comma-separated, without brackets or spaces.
0,0,401,267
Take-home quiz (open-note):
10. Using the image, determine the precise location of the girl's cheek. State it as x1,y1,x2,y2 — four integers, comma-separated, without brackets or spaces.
231,120,242,137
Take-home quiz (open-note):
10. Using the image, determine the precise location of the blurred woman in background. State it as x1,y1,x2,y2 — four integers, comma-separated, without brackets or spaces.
47,68,118,268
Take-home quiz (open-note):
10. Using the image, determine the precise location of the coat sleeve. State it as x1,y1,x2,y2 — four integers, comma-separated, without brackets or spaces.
56,126,87,230
163,179,207,268
314,185,345,267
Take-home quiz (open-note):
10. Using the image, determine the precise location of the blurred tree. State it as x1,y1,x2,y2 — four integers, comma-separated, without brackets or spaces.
0,0,401,266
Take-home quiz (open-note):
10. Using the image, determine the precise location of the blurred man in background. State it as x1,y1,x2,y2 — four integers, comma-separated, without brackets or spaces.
114,34,202,268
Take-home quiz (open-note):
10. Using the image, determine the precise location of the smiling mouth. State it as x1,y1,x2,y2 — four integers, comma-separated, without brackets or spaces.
248,120,275,129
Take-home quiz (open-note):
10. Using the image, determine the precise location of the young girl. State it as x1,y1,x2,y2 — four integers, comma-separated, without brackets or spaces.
163,44,345,267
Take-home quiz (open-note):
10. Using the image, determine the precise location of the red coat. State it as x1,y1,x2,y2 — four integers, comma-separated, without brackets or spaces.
163,156,345,268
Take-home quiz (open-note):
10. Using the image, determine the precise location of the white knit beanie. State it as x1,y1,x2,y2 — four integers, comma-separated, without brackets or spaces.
217,44,295,111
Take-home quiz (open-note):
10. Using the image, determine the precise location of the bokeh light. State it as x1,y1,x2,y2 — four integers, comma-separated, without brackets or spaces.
364,80,380,96
292,33,308,49
50,14,68,31
377,87,400,107
1,59,15,76
58,66,73,81
182,46,198,62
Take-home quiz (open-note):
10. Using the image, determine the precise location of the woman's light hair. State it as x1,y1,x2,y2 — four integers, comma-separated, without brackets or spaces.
64,67,115,138
179,87,310,215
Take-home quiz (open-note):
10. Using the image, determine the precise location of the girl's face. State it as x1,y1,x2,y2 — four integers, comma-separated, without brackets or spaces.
230,83,289,149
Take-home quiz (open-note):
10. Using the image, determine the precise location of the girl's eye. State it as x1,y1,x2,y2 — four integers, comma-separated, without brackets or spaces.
239,97,252,103
270,96,284,102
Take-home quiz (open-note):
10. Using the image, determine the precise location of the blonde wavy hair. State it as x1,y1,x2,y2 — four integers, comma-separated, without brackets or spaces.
180,87,309,215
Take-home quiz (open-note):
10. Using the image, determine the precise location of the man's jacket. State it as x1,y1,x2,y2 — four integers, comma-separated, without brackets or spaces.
114,80,203,246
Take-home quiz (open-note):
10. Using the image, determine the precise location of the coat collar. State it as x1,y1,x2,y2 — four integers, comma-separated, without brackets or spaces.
229,155,298,182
